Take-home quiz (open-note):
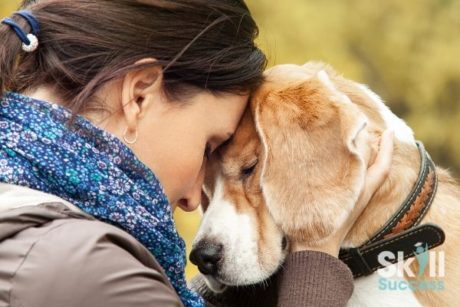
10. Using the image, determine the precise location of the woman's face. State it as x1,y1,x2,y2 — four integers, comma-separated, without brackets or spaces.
93,66,249,212
132,91,248,212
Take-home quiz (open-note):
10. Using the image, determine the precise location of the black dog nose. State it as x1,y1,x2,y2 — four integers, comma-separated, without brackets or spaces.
189,242,223,275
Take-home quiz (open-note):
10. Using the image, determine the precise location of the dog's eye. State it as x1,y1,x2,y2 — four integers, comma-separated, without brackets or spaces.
282,236,288,250
241,160,258,178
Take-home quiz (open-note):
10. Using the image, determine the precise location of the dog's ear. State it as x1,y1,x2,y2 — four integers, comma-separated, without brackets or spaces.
252,70,369,244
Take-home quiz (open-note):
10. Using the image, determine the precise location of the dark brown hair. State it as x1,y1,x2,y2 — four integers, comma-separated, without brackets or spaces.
0,0,266,120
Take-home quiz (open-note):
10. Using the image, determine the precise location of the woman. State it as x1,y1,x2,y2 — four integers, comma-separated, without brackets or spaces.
0,1,393,306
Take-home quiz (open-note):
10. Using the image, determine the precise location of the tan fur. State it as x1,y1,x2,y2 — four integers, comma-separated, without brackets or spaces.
202,62,460,305
203,109,285,272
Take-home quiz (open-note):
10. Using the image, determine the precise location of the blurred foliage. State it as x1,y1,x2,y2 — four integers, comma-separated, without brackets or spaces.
2,0,459,280
248,0,460,177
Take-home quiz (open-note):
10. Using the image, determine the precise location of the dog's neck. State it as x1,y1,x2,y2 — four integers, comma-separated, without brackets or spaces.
343,139,422,248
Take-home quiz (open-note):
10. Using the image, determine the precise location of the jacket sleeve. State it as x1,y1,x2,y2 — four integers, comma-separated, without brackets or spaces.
191,250,354,307
277,250,354,307
10,219,184,307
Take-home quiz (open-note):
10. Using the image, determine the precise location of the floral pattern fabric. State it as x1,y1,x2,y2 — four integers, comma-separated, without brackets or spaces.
0,92,204,307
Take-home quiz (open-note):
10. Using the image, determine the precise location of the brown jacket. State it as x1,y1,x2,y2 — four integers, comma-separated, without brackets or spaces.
0,183,354,307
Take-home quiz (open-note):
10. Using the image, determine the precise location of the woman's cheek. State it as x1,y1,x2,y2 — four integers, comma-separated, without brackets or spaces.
170,153,205,201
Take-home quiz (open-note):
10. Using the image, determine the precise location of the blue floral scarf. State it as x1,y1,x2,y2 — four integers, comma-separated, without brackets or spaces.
0,92,204,307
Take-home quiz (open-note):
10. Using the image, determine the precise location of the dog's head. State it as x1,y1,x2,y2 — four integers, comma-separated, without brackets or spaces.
190,62,401,292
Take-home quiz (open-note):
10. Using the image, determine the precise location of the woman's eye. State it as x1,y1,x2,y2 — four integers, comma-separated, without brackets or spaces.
241,160,258,178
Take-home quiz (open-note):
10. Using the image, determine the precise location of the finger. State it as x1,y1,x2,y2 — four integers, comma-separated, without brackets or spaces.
366,129,395,191
345,129,395,227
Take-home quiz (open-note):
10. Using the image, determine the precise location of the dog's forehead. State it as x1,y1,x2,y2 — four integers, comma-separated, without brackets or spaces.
218,110,260,167
250,64,322,108
263,64,314,85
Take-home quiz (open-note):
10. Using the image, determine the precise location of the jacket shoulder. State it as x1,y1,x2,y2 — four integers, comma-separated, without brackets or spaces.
10,218,183,307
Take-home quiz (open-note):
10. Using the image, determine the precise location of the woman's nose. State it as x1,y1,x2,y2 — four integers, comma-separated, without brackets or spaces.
178,165,205,212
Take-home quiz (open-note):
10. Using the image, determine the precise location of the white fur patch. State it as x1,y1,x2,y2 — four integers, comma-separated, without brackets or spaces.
358,84,415,145
193,176,267,285
349,271,422,306
318,70,354,106
317,70,336,92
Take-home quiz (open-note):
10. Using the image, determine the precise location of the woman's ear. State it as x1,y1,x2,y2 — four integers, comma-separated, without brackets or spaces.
120,58,163,134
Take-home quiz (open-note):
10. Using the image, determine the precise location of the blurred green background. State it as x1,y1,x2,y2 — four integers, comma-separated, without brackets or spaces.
2,0,459,280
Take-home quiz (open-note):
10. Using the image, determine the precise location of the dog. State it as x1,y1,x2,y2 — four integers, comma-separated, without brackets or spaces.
190,62,460,306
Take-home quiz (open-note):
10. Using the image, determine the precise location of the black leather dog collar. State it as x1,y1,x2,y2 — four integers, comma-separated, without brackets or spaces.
339,141,445,278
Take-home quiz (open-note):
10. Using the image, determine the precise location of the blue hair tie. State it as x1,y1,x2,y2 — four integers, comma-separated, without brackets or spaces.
1,10,40,53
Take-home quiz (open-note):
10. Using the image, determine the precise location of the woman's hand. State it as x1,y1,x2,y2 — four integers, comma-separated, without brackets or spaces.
291,129,395,257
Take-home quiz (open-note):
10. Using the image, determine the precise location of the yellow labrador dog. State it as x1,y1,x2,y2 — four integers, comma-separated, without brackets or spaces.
190,62,460,306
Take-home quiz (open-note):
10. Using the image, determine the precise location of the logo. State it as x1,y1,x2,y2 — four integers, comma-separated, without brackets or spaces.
376,242,445,291
414,242,429,277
